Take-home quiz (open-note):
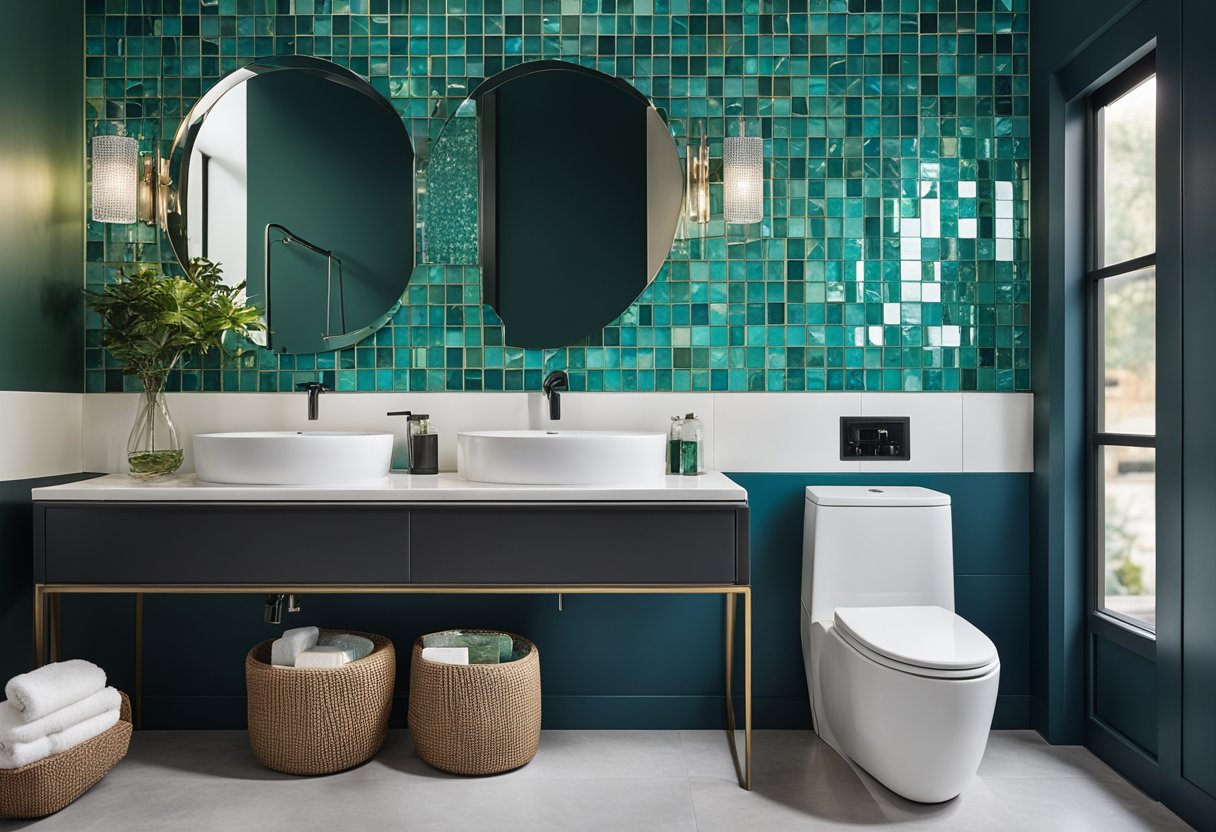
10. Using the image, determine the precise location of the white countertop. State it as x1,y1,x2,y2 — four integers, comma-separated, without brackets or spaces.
31,471,747,503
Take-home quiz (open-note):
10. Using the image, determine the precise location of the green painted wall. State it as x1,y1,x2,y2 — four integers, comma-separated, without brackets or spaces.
0,475,96,686
489,67,647,349
0,0,83,393
245,68,415,355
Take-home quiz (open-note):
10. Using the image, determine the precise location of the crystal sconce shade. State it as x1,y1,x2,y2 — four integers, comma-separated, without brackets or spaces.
91,135,139,224
723,123,763,225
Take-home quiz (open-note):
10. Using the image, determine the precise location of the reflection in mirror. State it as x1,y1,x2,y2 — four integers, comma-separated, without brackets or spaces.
166,56,416,355
423,98,480,267
428,61,683,350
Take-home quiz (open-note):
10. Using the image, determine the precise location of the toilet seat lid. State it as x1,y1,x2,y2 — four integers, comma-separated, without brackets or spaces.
833,605,998,671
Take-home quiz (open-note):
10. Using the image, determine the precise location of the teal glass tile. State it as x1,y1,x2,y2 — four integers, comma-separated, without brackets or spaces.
87,1,1029,393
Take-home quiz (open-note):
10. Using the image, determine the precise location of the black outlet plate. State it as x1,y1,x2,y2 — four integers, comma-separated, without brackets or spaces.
840,416,910,460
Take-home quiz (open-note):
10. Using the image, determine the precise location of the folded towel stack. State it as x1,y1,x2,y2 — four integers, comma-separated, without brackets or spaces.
421,646,470,665
0,660,120,770
318,633,375,663
270,626,319,667
271,628,374,669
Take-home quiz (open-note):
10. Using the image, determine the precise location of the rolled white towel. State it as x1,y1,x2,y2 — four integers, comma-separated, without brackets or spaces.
0,687,121,749
0,707,120,770
4,660,107,722
271,626,319,667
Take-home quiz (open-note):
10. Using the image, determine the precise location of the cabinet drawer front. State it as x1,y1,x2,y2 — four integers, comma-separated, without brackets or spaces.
410,507,739,584
41,505,409,584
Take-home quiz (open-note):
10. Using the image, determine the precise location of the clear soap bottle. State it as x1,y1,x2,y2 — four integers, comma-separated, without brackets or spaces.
679,412,704,475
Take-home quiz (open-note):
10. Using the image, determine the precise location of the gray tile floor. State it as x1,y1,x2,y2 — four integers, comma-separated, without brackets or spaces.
10,730,1194,831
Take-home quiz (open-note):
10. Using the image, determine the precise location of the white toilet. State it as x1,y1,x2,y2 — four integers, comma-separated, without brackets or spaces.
800,485,1000,803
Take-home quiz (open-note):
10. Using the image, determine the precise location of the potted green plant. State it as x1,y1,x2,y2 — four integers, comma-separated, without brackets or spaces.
88,258,265,478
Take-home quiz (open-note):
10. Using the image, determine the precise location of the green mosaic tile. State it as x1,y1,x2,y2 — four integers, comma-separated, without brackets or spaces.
84,0,1031,393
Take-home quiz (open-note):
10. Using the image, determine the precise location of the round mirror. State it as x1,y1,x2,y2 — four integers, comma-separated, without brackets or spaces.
426,61,683,350
166,56,416,355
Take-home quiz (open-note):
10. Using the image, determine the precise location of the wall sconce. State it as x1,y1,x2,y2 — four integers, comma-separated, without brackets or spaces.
91,134,168,226
685,120,710,226
723,118,763,225
137,153,170,228
91,135,139,224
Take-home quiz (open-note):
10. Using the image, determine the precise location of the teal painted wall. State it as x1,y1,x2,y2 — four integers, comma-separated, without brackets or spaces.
58,472,1030,730
84,0,1031,395
1026,0,1131,749
1093,637,1157,757
733,472,1031,728
0,0,83,392
245,67,416,354
1178,0,1216,820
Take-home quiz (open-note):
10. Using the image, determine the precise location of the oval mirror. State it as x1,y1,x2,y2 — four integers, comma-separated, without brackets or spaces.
427,61,683,350
166,56,416,355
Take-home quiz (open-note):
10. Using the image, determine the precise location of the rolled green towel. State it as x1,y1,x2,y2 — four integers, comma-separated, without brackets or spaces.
318,633,374,662
422,631,513,664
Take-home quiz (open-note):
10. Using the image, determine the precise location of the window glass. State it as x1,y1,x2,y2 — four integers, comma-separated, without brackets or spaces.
1101,77,1156,267
1101,266,1156,434
1102,445,1156,629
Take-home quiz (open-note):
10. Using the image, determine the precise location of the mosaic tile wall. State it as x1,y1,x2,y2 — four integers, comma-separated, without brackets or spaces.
84,0,1030,393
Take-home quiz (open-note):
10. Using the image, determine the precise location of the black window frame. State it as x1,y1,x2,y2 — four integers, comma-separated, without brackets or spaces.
1087,51,1158,636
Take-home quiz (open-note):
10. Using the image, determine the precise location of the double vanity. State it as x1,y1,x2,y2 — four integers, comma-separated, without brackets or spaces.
30,430,753,788
63,46,755,784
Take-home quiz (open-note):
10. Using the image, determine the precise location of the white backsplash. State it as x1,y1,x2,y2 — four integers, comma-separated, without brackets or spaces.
77,391,1033,476
0,392,84,481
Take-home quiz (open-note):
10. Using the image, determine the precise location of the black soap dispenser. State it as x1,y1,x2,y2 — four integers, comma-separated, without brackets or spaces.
406,414,439,475
387,411,440,475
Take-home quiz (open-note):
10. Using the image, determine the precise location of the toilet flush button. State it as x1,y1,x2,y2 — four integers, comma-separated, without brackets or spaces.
868,488,883,493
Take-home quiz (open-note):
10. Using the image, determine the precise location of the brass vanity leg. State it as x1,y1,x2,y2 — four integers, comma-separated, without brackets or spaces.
32,585,46,667
50,593,62,663
743,586,752,791
134,593,143,729
724,590,752,790
725,593,736,732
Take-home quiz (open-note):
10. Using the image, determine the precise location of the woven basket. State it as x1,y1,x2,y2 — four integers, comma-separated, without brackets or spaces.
0,691,133,820
408,631,541,775
246,630,395,776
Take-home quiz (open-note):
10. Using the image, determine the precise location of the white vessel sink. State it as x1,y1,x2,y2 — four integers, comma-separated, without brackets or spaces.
193,432,393,485
457,430,666,485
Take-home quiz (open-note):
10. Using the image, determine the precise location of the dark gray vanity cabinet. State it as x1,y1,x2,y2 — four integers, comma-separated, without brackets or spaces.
33,502,749,587
410,505,746,585
34,503,412,585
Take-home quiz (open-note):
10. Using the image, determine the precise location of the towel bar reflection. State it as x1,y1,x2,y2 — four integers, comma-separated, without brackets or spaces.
263,223,348,351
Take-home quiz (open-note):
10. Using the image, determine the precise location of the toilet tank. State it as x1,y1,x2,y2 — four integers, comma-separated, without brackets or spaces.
802,486,954,625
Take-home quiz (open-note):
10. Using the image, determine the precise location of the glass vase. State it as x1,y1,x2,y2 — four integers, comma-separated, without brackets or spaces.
127,374,183,478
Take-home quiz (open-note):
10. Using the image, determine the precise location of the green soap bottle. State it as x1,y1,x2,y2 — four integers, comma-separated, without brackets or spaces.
668,415,684,475
680,412,705,475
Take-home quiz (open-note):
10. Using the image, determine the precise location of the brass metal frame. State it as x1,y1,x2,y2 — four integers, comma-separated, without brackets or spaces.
33,583,752,790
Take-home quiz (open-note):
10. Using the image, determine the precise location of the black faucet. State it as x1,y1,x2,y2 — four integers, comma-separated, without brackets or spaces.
542,370,569,421
297,381,329,421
